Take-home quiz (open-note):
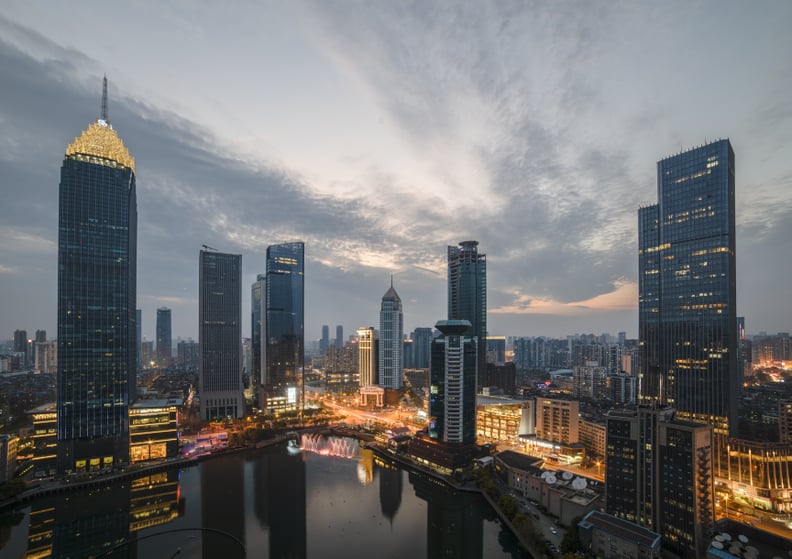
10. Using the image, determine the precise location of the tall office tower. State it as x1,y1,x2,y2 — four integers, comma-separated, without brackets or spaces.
428,320,477,444
412,327,433,369
56,78,137,472
136,309,142,371
638,139,737,436
199,249,243,420
262,242,304,409
335,324,344,349
14,329,28,366
605,408,714,559
320,325,330,354
447,240,486,391
156,307,172,368
379,280,403,390
357,327,378,386
35,330,46,343
251,274,265,388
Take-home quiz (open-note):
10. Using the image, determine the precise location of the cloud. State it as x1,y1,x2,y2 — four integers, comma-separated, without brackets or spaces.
491,279,637,316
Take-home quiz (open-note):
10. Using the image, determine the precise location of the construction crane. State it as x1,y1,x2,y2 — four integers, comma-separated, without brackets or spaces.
201,244,217,252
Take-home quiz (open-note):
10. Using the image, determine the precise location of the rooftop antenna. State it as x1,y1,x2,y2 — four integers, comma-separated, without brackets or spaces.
390,274,394,288
101,75,109,123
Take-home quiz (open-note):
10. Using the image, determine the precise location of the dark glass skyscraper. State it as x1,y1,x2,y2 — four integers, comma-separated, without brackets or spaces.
262,242,304,409
199,249,243,420
156,307,172,368
251,274,265,388
638,139,737,436
57,78,137,472
448,241,486,391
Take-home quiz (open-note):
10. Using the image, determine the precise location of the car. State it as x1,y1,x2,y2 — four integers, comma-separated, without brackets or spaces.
550,527,558,534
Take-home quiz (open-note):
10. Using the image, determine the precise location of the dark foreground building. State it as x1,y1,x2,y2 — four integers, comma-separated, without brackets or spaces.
57,78,137,473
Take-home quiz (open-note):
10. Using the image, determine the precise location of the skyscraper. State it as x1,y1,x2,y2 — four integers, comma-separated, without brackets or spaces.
320,325,330,354
447,241,486,391
639,139,737,436
411,327,433,369
199,249,243,420
379,279,403,390
251,274,265,389
357,327,377,387
136,309,142,371
335,324,344,349
262,242,304,410
156,307,172,368
428,320,477,445
57,78,137,472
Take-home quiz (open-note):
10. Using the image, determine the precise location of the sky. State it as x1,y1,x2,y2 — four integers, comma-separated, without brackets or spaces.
1,1,791,344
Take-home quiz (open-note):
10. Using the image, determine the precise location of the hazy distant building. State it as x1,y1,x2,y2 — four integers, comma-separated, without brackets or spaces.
447,241,486,391
13,329,27,365
357,327,378,387
141,341,154,368
34,340,57,374
176,339,199,369
261,242,304,411
57,78,136,473
199,249,243,420
35,330,46,343
485,336,505,364
379,280,403,390
335,324,344,349
251,274,265,388
411,327,433,369
639,139,738,440
156,307,172,368
136,309,142,370
320,325,330,354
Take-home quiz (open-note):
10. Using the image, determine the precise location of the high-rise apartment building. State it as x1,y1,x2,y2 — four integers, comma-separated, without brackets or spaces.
335,325,344,349
638,139,737,436
156,307,172,368
261,242,304,410
57,78,137,472
605,408,714,559
447,241,486,391
357,327,377,387
379,280,403,390
199,249,243,420
428,320,477,445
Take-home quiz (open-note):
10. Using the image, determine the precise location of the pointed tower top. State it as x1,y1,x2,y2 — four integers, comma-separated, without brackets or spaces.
100,75,109,125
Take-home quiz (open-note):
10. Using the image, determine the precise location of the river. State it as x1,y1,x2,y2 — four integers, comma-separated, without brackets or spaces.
0,435,527,558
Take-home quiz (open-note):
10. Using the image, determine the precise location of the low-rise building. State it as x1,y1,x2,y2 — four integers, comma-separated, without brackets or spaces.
129,399,180,463
578,510,661,559
0,434,19,482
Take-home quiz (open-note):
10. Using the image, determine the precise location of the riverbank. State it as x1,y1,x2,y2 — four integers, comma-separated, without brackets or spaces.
363,442,539,558
0,432,296,512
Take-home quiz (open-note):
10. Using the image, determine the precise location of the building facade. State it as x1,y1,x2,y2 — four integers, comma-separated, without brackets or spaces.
428,320,477,445
251,274,265,390
378,281,403,390
156,307,172,368
199,249,243,420
448,241,486,391
57,78,137,473
357,327,378,387
639,139,738,437
261,242,304,411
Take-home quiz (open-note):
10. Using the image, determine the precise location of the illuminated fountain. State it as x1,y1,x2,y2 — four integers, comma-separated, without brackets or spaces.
300,433,359,459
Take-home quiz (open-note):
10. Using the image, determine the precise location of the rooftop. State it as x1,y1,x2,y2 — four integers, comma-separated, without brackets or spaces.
579,510,661,549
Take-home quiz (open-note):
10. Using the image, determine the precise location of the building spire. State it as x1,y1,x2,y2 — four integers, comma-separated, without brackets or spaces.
100,75,109,123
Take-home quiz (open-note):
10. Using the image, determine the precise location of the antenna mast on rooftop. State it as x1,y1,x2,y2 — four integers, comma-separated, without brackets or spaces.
101,75,109,122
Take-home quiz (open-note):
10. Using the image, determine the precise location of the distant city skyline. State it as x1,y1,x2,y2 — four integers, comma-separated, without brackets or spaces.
1,3,791,343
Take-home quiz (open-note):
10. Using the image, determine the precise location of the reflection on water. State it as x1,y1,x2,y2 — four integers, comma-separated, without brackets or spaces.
3,436,524,558
300,434,358,458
